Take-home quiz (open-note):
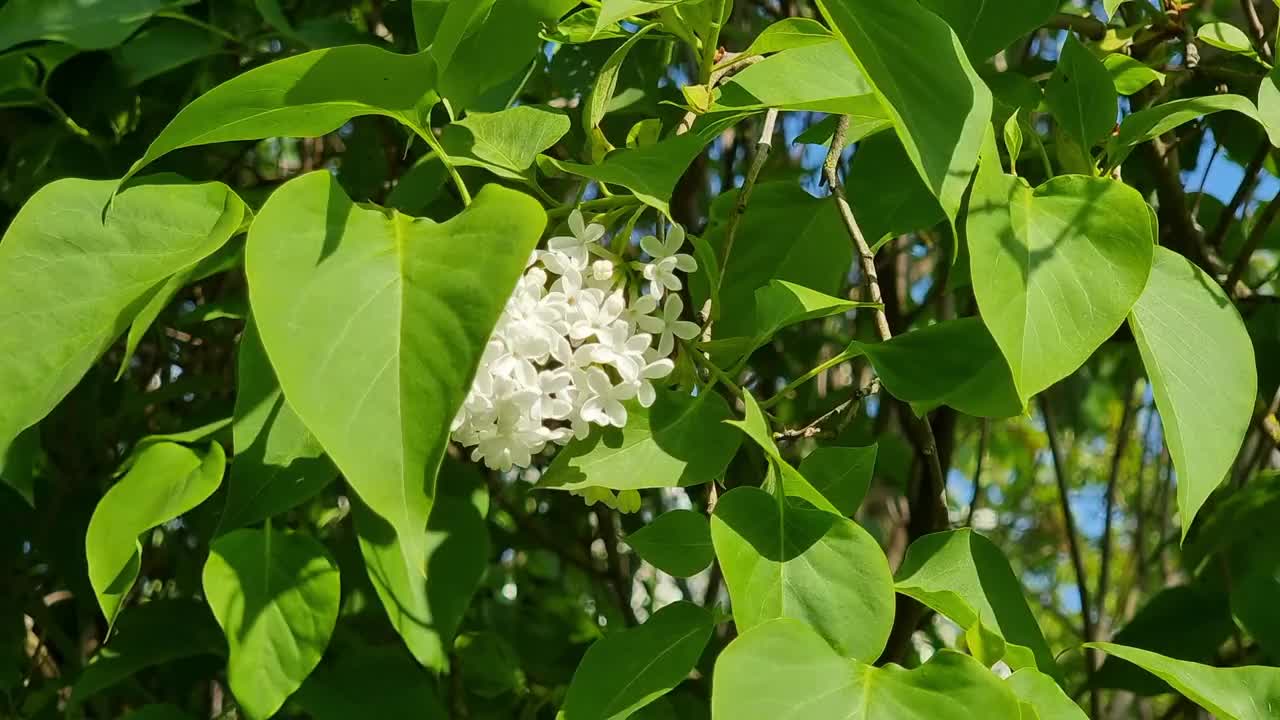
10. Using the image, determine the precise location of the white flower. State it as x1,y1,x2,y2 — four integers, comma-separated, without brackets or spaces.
544,209,605,272
635,295,701,356
640,224,697,298
580,367,637,427
449,206,693,474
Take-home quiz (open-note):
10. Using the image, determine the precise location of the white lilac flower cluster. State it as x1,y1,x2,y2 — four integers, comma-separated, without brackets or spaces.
450,209,701,472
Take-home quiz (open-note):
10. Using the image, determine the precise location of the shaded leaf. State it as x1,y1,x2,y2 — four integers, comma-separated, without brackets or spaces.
1045,34,1117,152
626,509,714,578
796,444,876,517
917,0,1057,61
203,528,340,720
0,0,179,52
295,644,446,718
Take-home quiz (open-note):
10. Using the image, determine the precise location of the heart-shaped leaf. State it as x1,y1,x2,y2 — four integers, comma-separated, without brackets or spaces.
968,172,1154,400
711,486,895,660
625,509,713,578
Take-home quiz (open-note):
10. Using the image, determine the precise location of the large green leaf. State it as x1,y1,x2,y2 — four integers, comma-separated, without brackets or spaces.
846,131,945,244
123,45,439,183
816,0,992,221
797,445,876,517
856,317,1024,418
702,183,853,340
1006,669,1087,720
712,619,1021,719
219,319,336,533
917,0,1057,61
1088,643,1280,720
539,389,740,492
113,19,225,86
247,173,542,633
0,178,245,461
711,486,894,660
441,104,570,181
295,643,446,718
203,528,340,720
0,0,178,52
562,601,713,720
86,441,225,628
1108,95,1279,168
70,600,224,704
710,42,888,125
895,530,1060,680
1044,34,1117,153
967,172,1154,401
625,509,714,578
1128,247,1256,536
354,463,489,671
435,0,575,111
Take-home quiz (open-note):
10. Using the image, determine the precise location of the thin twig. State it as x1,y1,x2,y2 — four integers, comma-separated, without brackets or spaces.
720,109,778,275
1225,192,1280,292
1206,144,1269,251
1097,379,1139,639
1040,392,1100,719
965,420,989,526
773,379,881,440
1241,0,1274,63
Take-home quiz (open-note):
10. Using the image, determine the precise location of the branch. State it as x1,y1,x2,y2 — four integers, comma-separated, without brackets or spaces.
965,419,989,526
594,505,639,626
1046,13,1107,41
1206,143,1268,252
821,115,949,663
1040,392,1100,719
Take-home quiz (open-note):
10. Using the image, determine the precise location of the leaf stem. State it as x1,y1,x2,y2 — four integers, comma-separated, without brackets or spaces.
409,124,472,206
547,196,639,220
759,344,861,410
699,0,729,85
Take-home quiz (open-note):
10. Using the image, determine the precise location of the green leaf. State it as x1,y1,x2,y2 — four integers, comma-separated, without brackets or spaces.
594,0,687,35
0,178,245,460
735,17,832,58
711,42,888,125
1006,669,1087,720
797,445,876,516
123,45,438,184
1196,22,1256,54
248,173,541,657
1232,545,1280,663
1109,95,1278,168
203,528,340,720
1128,247,1256,537
1088,642,1280,720
754,280,871,345
1045,34,1118,153
856,317,1024,418
846,131,946,244
441,104,570,180
562,602,712,720
70,600,224,704
539,389,741,492
86,441,225,628
0,0,179,52
625,509,713,578
120,706,196,720
1258,65,1280,148
295,643,446,718
354,463,489,671
410,0,450,50
967,172,1154,401
1103,53,1165,96
1094,584,1233,695
817,0,993,222
916,0,1057,61
711,486,895,660
546,113,741,216
455,633,526,698
437,0,576,111
713,619,1022,719
0,428,38,506
895,530,1060,680
585,23,661,132
112,19,224,86
219,319,336,533
701,183,854,340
